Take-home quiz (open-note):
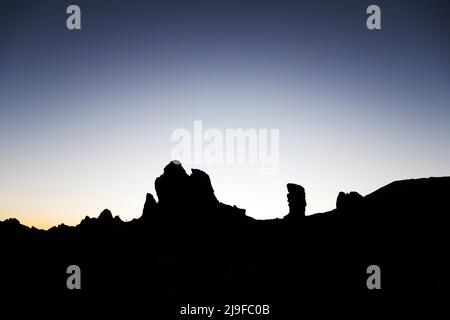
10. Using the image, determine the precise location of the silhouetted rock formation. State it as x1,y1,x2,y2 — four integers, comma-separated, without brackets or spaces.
1,161,450,304
155,161,219,212
98,209,113,222
190,168,218,206
142,193,157,220
2,218,21,227
155,160,190,208
336,191,363,212
284,183,306,219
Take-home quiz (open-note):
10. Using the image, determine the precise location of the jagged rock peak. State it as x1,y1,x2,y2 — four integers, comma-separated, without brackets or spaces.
154,161,218,208
190,168,217,204
142,193,157,219
163,160,188,176
3,218,21,225
155,160,189,204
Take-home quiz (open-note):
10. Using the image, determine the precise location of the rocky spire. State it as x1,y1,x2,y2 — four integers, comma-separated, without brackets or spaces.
284,183,306,219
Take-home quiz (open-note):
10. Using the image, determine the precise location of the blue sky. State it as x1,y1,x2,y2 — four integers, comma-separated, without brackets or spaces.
1,0,449,228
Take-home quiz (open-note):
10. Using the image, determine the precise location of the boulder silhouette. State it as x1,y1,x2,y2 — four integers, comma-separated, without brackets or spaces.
98,209,113,222
336,191,363,212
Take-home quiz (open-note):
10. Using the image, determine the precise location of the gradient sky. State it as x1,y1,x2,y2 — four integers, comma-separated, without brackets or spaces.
1,0,449,229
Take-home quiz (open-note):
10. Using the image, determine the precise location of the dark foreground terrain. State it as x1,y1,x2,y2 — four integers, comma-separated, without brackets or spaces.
1,161,449,304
